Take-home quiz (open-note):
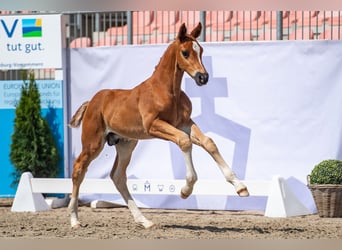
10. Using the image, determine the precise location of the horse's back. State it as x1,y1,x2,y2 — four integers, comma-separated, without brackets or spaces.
90,88,130,102
87,88,134,112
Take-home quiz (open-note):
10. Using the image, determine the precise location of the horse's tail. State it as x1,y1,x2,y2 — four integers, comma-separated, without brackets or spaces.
69,101,89,128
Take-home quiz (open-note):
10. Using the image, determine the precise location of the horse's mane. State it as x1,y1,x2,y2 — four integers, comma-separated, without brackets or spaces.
153,41,177,71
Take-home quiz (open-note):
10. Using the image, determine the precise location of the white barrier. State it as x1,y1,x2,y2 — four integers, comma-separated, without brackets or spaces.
11,172,312,217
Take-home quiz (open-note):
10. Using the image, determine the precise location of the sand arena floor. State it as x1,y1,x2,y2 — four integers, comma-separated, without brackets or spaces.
0,198,341,239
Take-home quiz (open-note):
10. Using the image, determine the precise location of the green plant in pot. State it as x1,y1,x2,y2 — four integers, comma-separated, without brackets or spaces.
308,159,342,217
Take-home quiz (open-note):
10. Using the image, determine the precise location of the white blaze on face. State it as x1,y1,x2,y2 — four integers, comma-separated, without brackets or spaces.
192,41,200,59
192,41,204,69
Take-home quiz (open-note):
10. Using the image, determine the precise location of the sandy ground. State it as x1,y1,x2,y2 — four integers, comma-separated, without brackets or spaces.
0,198,341,239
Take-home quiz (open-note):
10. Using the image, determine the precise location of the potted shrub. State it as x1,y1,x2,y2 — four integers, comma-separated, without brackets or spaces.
307,159,342,217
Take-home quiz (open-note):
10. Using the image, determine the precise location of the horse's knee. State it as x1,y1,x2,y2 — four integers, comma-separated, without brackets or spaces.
178,134,192,152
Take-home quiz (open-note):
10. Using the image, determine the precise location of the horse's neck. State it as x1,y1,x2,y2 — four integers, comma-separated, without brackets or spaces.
152,43,184,97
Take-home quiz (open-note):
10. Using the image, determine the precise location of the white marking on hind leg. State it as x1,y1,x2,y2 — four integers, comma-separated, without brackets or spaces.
68,197,81,228
127,200,154,228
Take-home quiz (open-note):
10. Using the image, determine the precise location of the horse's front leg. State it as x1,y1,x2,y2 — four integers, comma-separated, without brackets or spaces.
189,121,249,197
179,144,197,199
148,119,197,199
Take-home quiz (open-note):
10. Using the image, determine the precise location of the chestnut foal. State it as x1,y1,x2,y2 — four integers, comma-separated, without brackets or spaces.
68,23,249,229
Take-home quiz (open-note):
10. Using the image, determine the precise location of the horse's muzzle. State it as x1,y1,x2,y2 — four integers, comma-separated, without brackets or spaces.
194,72,209,86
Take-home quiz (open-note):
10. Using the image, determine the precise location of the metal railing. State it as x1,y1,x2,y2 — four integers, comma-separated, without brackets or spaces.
65,10,342,46
1,10,341,80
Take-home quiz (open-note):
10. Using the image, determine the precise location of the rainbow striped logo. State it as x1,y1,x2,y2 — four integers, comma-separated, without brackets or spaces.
22,18,42,37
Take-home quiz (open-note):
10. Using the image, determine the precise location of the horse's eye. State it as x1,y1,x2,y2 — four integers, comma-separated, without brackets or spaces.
182,50,189,59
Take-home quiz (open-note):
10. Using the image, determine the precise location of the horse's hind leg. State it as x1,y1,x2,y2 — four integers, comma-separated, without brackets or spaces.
68,150,90,228
68,127,105,228
189,122,249,197
110,139,154,229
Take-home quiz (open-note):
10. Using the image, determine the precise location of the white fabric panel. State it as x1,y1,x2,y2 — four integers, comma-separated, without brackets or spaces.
69,41,342,211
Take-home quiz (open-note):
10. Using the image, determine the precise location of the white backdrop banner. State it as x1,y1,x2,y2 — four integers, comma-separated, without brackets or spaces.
69,41,342,212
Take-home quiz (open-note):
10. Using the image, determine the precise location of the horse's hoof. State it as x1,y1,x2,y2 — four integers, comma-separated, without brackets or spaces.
142,220,155,229
71,221,87,229
180,190,190,199
71,223,81,229
237,187,250,197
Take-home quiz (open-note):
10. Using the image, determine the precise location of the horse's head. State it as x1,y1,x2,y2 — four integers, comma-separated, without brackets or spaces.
175,22,209,86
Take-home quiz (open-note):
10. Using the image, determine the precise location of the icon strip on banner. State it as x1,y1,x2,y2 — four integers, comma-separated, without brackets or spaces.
32,178,270,196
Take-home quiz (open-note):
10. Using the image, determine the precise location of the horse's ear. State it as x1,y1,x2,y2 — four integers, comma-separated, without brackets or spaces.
177,23,187,42
190,22,202,39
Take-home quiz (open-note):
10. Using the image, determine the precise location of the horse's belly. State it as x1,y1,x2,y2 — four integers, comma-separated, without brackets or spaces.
106,117,152,140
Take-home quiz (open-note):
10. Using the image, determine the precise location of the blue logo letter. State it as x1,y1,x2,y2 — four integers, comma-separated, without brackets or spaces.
1,19,18,38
